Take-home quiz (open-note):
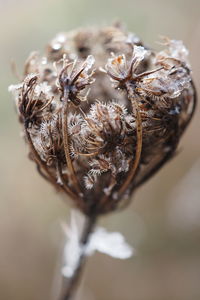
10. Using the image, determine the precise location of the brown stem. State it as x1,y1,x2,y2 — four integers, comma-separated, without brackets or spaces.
61,98,81,194
134,79,197,191
56,160,83,209
118,83,143,195
56,164,76,199
61,214,97,300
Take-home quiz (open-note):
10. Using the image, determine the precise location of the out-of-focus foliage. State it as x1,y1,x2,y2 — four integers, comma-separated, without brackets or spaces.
1,0,200,299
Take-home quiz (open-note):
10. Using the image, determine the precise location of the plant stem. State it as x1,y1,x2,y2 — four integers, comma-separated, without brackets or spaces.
62,214,97,300
118,82,143,196
61,95,81,194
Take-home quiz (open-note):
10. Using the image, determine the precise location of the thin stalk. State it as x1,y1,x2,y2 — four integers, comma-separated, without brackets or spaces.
56,160,79,203
118,83,143,195
134,79,197,191
61,95,81,194
62,214,97,300
48,129,77,201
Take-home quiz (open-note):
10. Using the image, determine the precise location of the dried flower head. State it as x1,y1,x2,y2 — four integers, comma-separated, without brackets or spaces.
10,24,196,216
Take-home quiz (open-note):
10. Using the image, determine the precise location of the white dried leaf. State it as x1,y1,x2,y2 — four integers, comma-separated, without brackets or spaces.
86,227,134,259
62,210,134,278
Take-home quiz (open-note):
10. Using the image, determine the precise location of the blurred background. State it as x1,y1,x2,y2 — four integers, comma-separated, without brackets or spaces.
1,0,200,299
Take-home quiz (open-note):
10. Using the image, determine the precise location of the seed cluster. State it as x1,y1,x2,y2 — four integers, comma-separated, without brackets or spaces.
10,25,196,215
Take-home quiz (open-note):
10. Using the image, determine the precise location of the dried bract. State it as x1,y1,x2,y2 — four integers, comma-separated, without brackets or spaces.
10,25,196,216
57,55,95,105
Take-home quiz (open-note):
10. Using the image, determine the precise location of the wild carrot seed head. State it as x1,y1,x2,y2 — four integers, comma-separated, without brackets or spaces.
9,24,196,215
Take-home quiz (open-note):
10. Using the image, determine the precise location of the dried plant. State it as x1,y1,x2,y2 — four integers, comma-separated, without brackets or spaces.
9,24,196,300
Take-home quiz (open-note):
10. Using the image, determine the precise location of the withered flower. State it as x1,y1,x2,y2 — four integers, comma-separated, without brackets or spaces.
10,24,196,214
9,24,196,300
57,54,95,105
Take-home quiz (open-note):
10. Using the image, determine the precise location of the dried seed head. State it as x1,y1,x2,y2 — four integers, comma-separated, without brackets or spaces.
10,24,196,216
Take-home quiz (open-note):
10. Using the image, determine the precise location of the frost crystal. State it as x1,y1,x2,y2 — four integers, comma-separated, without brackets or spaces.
8,83,23,93
8,83,23,100
34,82,52,96
134,45,148,62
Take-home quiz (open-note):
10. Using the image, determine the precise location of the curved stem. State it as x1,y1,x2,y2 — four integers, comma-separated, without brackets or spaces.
62,97,81,194
24,126,59,190
62,214,97,300
56,160,80,205
118,83,143,195
25,126,79,199
134,79,197,190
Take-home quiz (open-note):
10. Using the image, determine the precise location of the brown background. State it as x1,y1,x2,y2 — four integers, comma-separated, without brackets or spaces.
1,0,200,299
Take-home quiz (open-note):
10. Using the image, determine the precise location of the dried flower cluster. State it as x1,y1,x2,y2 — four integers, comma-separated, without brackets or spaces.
10,24,196,216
